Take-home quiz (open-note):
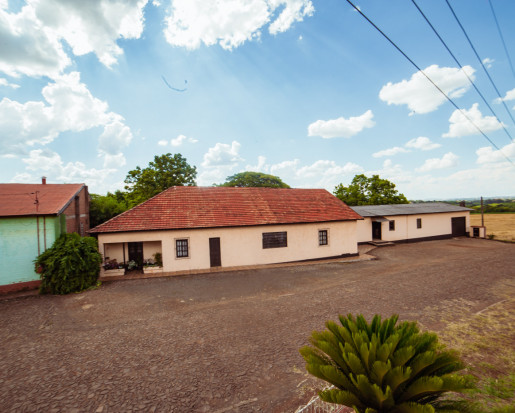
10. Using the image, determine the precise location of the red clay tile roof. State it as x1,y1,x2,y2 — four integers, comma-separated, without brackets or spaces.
90,186,362,233
0,183,85,217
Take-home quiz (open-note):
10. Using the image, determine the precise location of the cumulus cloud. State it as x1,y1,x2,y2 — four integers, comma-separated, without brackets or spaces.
164,0,314,50
442,103,504,138
0,0,148,78
482,57,494,68
417,152,458,172
0,72,132,164
405,136,441,151
245,155,268,172
379,65,475,114
495,87,515,108
202,141,243,168
308,109,375,139
171,134,198,146
20,148,117,190
476,142,515,164
372,137,441,158
372,146,409,158
0,78,19,88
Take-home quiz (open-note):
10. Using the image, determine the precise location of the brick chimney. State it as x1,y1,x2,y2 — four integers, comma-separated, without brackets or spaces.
42,176,47,185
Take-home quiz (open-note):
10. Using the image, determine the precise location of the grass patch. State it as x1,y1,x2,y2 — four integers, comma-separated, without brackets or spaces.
470,214,515,241
437,296,515,412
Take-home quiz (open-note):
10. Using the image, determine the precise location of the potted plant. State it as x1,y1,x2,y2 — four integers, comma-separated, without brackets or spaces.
102,259,125,276
143,252,163,274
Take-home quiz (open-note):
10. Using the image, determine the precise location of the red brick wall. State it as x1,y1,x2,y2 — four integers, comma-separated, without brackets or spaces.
62,186,90,235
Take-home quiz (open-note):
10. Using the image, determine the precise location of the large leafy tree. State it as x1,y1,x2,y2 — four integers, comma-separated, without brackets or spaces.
89,191,129,228
219,171,290,188
124,153,197,207
334,174,408,206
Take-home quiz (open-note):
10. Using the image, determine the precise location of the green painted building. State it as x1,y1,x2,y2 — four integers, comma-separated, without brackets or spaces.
0,181,89,288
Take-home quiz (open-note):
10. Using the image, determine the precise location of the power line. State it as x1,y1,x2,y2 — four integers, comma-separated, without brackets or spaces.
344,0,514,166
411,0,513,144
488,0,515,81
445,0,515,127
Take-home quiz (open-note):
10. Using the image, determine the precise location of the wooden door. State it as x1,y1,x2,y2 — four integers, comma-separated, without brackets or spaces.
372,222,382,240
128,242,143,266
209,238,221,267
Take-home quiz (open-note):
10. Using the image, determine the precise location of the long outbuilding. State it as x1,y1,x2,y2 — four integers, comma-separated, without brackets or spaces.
351,202,472,243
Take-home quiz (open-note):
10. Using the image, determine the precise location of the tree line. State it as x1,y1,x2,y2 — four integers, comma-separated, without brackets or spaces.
90,153,408,228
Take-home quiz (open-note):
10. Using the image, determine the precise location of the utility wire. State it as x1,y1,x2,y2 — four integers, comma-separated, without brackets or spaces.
488,0,515,81
344,0,514,166
411,0,513,144
445,0,515,127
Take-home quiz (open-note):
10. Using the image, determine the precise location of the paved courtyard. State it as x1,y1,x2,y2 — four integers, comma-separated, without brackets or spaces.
1,238,514,412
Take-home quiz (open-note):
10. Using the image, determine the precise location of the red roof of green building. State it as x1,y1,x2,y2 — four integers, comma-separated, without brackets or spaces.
0,183,85,217
90,186,362,233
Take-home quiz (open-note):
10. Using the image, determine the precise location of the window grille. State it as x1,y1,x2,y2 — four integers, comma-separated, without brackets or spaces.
176,239,189,257
319,230,328,245
262,231,287,249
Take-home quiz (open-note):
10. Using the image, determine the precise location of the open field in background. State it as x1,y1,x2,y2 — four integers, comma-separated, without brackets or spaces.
470,213,515,241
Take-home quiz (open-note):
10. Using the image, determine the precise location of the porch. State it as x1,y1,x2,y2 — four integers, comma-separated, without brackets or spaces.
101,240,163,276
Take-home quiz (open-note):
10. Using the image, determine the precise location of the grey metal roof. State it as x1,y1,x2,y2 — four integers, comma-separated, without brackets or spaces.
350,202,472,217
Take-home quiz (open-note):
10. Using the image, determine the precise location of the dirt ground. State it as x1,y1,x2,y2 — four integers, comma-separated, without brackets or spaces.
470,213,515,241
1,238,514,413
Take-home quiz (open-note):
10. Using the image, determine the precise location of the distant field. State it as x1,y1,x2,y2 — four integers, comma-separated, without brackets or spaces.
470,213,515,241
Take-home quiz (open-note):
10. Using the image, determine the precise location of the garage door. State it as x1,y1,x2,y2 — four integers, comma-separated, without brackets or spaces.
451,217,466,237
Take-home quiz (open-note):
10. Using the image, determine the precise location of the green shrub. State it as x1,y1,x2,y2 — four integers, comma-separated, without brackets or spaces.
35,233,102,294
300,314,472,413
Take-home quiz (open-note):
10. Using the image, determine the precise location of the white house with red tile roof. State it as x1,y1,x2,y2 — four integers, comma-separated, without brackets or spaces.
0,179,90,290
89,186,363,275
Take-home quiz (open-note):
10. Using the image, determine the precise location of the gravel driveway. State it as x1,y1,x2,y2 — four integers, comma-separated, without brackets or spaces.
1,238,514,412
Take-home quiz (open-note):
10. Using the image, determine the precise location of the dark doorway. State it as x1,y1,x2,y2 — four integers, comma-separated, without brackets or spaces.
451,217,466,237
128,242,143,266
209,237,221,267
372,222,382,240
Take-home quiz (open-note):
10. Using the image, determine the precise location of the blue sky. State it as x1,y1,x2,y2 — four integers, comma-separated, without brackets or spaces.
1,0,514,199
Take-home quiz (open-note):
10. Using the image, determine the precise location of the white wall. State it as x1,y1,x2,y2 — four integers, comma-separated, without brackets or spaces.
356,212,470,243
98,221,357,273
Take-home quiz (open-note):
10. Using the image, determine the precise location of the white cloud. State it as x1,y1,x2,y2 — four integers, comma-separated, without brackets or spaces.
482,57,494,68
476,142,515,164
202,140,243,168
33,0,148,67
442,103,504,138
164,0,314,50
0,72,132,165
270,159,300,176
0,4,71,78
0,0,148,78
296,160,363,179
495,87,515,108
372,146,409,158
373,137,441,159
0,78,19,88
405,136,441,151
20,149,117,191
245,155,268,172
379,65,475,114
308,109,375,139
158,139,168,146
171,134,198,147
417,152,458,172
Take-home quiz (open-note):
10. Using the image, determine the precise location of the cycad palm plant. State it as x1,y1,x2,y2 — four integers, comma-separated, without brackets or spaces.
300,314,472,413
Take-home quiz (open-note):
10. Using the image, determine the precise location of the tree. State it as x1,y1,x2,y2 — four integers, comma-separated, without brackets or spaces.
36,233,102,294
300,314,472,413
89,191,129,228
219,171,290,188
124,153,197,207
334,174,408,206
